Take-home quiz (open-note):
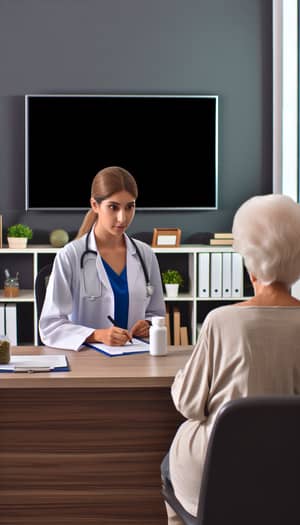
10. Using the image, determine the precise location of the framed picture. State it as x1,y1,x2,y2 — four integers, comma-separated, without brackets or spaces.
152,228,181,248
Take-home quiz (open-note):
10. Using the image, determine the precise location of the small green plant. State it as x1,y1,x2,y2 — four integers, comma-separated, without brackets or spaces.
7,224,33,239
162,269,184,286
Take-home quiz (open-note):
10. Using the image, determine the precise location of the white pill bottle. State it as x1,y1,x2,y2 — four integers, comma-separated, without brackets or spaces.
149,316,167,356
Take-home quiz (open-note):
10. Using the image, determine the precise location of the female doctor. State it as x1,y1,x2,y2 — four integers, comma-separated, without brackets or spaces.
39,166,166,350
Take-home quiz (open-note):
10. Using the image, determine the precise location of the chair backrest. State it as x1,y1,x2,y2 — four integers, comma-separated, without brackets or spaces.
162,396,300,525
197,396,300,524
35,263,53,344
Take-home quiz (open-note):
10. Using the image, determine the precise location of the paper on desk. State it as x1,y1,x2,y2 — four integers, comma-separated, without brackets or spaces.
84,337,149,357
0,355,68,371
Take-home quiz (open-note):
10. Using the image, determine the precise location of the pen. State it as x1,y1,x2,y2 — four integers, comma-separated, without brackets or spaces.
107,315,116,326
107,315,133,344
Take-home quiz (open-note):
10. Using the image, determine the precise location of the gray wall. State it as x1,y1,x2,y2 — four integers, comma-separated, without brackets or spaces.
0,0,273,243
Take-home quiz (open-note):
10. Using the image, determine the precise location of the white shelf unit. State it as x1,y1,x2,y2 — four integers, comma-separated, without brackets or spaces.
0,245,59,345
154,245,251,344
0,244,251,346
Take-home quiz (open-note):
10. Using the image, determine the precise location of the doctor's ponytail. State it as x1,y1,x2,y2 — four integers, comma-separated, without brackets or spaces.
76,209,97,239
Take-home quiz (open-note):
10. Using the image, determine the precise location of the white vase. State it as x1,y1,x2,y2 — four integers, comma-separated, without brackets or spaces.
7,237,28,249
165,283,179,297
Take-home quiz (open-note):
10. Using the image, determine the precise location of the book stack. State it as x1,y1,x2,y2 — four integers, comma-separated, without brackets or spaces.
209,233,233,246
165,304,190,346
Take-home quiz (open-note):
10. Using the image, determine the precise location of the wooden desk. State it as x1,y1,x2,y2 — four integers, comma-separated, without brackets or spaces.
0,345,192,525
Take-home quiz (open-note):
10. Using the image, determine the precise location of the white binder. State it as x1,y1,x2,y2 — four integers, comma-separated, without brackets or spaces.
211,252,222,298
222,252,232,297
5,303,17,345
232,253,244,298
198,253,210,298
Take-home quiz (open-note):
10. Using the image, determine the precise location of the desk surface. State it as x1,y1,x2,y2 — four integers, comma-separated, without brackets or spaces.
0,345,193,389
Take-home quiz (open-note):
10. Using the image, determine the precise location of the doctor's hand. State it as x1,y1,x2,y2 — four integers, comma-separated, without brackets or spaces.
130,320,151,339
86,327,132,346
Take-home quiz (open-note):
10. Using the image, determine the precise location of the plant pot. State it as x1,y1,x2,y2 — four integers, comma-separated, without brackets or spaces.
165,283,179,297
7,237,28,249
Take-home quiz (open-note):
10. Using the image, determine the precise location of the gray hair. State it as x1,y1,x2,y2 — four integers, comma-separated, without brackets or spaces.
232,194,300,286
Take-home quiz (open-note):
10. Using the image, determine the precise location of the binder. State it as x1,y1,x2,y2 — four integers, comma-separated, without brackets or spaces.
180,326,189,345
232,252,244,298
222,252,232,297
210,253,222,298
165,304,171,345
198,253,210,298
5,303,17,345
173,306,181,345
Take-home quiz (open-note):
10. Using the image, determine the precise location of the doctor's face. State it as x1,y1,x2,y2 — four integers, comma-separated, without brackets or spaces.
92,190,136,236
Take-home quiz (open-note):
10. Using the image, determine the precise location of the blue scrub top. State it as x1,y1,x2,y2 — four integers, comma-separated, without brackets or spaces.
102,258,129,329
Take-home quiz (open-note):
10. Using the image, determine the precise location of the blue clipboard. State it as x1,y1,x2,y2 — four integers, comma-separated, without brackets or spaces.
0,355,70,373
84,338,149,357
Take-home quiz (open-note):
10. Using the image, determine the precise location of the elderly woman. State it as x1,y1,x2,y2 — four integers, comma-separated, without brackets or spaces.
162,194,300,524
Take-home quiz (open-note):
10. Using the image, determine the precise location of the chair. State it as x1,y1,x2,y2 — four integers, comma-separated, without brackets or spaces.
35,263,53,344
162,396,300,525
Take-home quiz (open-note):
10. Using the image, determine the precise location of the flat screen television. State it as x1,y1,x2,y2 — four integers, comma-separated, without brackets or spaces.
25,94,218,211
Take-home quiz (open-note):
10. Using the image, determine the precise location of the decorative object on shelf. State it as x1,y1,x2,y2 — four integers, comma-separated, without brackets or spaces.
184,232,212,245
7,223,33,249
4,268,19,298
152,228,181,248
162,269,184,297
0,214,2,248
0,335,10,364
49,229,69,248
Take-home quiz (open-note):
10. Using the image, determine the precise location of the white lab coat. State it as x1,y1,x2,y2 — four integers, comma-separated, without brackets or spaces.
39,231,165,350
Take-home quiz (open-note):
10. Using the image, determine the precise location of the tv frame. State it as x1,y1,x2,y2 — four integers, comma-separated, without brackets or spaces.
25,94,219,212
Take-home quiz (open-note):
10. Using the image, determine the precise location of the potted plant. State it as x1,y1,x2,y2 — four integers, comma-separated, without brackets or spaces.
7,223,33,249
162,269,184,297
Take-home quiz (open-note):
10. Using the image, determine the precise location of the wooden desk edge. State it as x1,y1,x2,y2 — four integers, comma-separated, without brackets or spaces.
0,345,193,389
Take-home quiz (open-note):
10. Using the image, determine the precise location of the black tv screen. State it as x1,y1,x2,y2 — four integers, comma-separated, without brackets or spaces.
25,94,218,211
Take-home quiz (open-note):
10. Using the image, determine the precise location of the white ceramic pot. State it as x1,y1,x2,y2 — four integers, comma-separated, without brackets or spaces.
7,237,28,249
165,283,179,297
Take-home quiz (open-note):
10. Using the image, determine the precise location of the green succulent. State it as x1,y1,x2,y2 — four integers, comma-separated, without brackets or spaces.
162,269,184,286
7,224,33,239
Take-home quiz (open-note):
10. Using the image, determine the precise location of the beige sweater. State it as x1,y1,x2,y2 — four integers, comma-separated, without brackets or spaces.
169,305,300,515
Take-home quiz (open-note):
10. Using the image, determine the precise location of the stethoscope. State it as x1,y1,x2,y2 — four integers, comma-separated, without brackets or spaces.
80,228,154,297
